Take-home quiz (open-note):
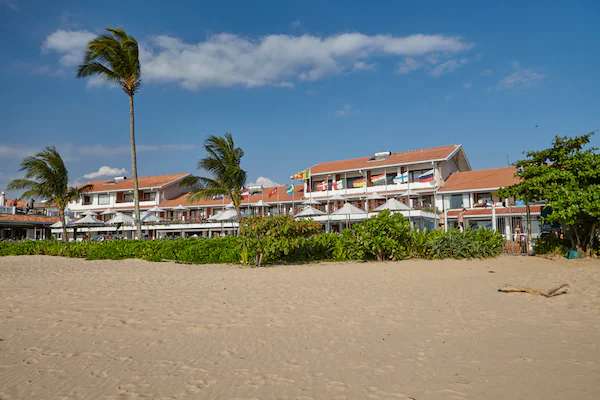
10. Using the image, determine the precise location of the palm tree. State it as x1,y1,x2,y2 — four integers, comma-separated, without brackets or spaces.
183,133,247,230
7,147,90,242
76,27,143,239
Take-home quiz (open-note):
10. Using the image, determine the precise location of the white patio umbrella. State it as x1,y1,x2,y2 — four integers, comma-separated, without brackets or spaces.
332,202,365,216
209,209,237,221
374,198,410,212
174,204,188,211
331,202,366,228
81,210,98,216
50,216,73,228
106,212,135,225
329,194,345,201
253,199,269,207
295,205,325,218
100,209,114,215
73,214,104,226
225,202,234,209
147,206,165,213
141,212,161,223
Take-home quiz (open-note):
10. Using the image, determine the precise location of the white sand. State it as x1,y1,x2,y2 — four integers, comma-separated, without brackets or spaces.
1,255,599,400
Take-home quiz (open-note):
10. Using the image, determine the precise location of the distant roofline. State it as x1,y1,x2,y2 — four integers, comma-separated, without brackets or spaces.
83,173,190,193
308,144,463,176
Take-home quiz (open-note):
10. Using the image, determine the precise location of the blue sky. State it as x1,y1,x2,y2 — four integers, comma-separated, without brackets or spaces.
1,0,599,193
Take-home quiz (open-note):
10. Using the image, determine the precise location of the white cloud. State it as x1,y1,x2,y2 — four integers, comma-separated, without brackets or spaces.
248,176,280,187
83,166,127,179
499,64,544,89
353,61,375,71
141,32,471,89
429,58,468,77
41,29,471,89
42,29,95,66
335,104,353,117
397,57,422,74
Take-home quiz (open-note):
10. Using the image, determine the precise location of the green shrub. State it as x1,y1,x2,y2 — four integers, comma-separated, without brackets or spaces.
0,237,241,264
239,215,323,266
1,215,505,265
533,234,569,256
416,228,504,259
338,210,411,261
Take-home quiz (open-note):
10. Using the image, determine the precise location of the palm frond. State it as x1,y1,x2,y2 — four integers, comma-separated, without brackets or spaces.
189,133,247,205
77,27,141,95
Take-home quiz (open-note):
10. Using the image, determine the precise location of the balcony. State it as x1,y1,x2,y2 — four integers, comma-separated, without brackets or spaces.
306,180,436,199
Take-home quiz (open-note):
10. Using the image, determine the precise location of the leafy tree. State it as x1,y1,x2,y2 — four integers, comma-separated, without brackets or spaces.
347,210,412,261
239,215,322,266
7,147,90,242
183,133,247,229
77,28,143,239
499,133,600,254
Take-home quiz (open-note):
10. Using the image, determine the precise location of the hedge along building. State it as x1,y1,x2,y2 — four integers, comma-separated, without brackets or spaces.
52,144,538,240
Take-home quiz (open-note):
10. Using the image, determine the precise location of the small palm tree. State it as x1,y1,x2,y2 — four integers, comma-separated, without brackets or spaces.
7,147,90,242
184,133,247,230
77,27,143,239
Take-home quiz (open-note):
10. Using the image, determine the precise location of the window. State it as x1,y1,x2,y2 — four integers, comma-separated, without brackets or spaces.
141,191,156,201
474,192,492,206
82,195,92,205
98,193,110,205
123,191,134,202
449,194,463,209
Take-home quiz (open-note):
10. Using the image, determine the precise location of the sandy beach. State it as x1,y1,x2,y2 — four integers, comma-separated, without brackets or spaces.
1,256,599,400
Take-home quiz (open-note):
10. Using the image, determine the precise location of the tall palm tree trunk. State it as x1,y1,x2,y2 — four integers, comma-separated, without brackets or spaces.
129,94,142,239
59,207,68,243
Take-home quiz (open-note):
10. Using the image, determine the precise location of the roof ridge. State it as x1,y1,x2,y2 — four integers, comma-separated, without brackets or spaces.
312,144,459,166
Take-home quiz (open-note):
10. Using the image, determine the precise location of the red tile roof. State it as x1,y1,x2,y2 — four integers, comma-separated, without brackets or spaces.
82,173,190,193
438,167,519,193
0,214,59,225
308,145,461,175
446,205,542,218
159,185,305,208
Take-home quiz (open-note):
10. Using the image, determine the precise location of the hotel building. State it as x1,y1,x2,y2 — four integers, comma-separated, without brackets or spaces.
46,144,541,241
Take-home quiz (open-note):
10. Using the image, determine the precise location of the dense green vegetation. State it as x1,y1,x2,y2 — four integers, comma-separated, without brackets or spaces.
499,133,600,255
0,212,504,266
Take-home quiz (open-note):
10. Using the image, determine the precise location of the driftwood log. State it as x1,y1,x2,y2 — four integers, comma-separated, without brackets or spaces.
498,283,569,297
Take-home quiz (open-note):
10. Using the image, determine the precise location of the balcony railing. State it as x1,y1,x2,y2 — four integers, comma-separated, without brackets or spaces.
306,180,436,198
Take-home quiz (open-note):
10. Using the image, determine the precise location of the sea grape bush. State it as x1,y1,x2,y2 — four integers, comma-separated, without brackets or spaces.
0,213,505,265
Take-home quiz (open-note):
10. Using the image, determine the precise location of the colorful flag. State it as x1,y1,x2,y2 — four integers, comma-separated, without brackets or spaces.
417,169,435,183
393,172,409,184
290,168,311,180
370,174,386,185
268,187,278,197
291,171,304,180
286,184,294,195
317,181,328,191
352,178,366,188
332,179,344,190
